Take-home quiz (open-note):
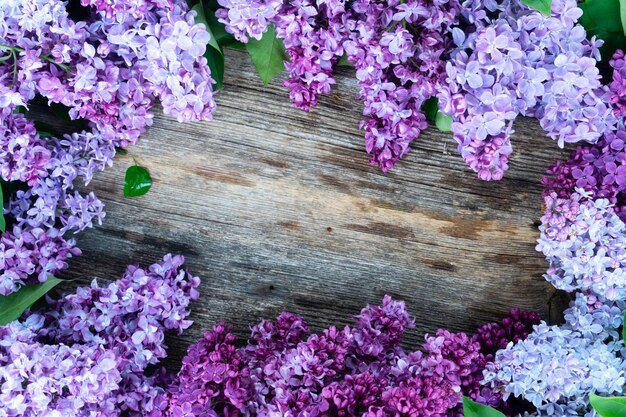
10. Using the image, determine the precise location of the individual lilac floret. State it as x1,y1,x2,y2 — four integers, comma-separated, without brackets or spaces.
0,254,200,417
485,322,626,417
537,190,626,301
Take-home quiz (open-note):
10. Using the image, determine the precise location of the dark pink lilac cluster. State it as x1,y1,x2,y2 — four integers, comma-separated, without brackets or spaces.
0,254,200,417
158,297,540,417
217,0,616,178
0,0,214,295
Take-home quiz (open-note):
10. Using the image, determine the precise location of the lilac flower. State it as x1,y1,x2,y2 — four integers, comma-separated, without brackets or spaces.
0,254,200,417
485,322,625,416
162,297,540,417
216,0,283,42
536,190,626,301
442,0,615,180
1,0,215,294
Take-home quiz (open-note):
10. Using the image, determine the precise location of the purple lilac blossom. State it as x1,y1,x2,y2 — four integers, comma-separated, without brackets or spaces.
161,296,540,417
442,0,614,180
536,190,626,301
0,0,215,294
542,130,626,221
216,0,283,42
0,254,200,417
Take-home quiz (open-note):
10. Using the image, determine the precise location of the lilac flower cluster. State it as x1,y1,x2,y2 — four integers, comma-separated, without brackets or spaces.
218,0,463,171
159,297,539,416
484,165,626,415
485,322,625,417
0,254,200,417
488,109,626,414
442,0,614,180
0,0,214,295
216,0,619,178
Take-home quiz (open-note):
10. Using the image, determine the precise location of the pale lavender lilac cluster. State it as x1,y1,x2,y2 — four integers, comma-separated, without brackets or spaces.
442,0,614,180
0,254,200,417
488,192,626,415
0,0,214,295
484,57,626,414
216,0,618,178
157,297,539,416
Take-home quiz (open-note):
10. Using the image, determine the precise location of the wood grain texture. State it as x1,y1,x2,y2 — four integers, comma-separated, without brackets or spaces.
42,49,573,366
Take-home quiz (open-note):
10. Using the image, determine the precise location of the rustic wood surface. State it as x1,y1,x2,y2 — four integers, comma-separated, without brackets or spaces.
45,49,572,365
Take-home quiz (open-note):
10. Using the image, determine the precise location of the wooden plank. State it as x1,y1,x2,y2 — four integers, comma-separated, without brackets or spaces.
38,49,572,365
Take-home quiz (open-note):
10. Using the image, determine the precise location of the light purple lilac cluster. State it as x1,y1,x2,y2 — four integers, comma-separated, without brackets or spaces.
216,0,618,178
157,297,539,417
483,54,626,414
0,254,200,417
442,0,614,180
0,0,214,295
489,190,626,416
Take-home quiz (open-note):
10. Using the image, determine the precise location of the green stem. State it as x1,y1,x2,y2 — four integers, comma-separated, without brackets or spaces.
0,43,72,73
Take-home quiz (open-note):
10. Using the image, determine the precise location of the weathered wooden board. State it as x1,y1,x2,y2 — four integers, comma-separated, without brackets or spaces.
46,49,571,365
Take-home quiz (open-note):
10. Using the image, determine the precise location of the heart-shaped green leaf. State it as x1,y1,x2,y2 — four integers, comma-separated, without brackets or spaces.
0,277,64,325
246,25,287,85
590,393,626,417
124,165,152,198
463,396,506,417
435,111,452,132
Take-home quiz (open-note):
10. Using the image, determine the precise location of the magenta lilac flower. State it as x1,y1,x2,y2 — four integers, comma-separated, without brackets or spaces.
160,296,540,416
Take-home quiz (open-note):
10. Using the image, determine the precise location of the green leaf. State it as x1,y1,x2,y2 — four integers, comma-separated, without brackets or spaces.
34,120,57,139
435,111,452,132
422,97,439,122
0,277,64,325
191,3,225,89
579,0,626,63
0,181,5,233
192,3,222,54
205,46,225,89
462,396,506,417
520,0,552,15
590,393,626,417
228,41,247,50
337,54,353,67
246,25,287,85
124,165,152,198
116,148,128,156
620,0,626,36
